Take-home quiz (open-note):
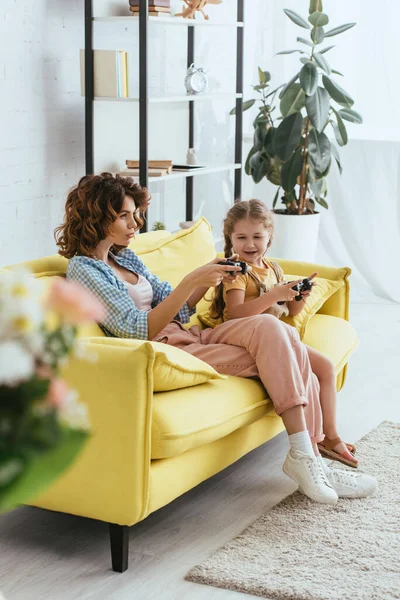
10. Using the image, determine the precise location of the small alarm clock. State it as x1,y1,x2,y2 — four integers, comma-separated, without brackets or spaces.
184,63,208,94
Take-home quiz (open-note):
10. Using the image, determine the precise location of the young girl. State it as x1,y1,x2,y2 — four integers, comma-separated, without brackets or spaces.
56,174,376,505
209,199,361,457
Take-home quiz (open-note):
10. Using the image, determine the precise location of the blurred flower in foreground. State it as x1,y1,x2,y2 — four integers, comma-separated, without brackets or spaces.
0,269,105,513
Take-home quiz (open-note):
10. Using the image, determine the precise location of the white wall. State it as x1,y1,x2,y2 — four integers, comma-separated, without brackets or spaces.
0,0,85,266
2,0,399,269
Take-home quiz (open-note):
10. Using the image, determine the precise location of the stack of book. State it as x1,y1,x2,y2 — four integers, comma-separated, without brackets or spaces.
119,160,173,177
129,0,171,17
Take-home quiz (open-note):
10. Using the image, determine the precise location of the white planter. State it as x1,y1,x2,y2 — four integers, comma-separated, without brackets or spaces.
269,211,321,262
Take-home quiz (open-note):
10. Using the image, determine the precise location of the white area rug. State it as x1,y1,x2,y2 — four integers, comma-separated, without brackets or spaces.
186,421,400,600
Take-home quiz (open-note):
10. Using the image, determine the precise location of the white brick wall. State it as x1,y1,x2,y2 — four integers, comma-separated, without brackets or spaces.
0,0,84,267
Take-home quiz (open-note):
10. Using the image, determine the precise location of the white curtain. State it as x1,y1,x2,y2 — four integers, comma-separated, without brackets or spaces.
243,0,400,302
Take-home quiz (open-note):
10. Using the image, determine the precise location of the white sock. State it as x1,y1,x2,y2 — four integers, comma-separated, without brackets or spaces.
288,431,314,458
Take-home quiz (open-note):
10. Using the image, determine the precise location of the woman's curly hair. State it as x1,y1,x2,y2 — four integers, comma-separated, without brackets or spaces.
54,172,149,258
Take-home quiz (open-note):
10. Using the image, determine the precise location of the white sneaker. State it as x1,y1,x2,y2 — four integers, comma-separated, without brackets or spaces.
282,450,338,504
322,462,377,498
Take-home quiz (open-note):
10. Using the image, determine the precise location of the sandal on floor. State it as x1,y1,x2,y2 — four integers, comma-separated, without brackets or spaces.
317,437,358,469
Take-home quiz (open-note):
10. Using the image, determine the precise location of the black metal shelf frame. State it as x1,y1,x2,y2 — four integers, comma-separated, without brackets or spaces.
84,0,244,232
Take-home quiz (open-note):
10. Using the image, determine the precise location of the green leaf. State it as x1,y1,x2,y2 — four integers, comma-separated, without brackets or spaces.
258,66,266,84
305,86,330,132
309,0,323,13
253,84,267,91
281,148,304,192
230,98,256,115
275,112,303,162
310,177,324,197
297,36,313,47
300,57,312,65
272,187,281,209
276,49,305,55
330,142,343,174
300,62,318,96
324,23,356,38
320,45,335,54
283,9,311,29
332,112,348,146
244,146,257,176
339,108,363,124
266,157,282,186
308,129,331,175
0,429,89,513
264,127,276,158
315,197,329,209
311,27,325,44
254,122,268,151
308,11,329,27
314,52,331,75
322,75,354,107
279,72,300,99
249,152,268,184
331,69,344,76
280,83,306,116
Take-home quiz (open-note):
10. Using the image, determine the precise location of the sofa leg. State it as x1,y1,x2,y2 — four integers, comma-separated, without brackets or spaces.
109,524,129,572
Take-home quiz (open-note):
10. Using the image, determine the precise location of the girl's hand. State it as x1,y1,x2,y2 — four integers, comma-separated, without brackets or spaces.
301,272,318,301
272,279,305,302
185,262,242,288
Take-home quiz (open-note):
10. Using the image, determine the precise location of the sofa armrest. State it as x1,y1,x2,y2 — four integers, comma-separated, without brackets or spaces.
273,258,352,322
30,339,155,526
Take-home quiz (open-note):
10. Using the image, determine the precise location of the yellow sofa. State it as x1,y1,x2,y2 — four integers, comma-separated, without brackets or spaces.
4,218,359,572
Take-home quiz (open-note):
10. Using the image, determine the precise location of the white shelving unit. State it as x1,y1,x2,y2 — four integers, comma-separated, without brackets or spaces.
117,163,242,184
94,16,243,27
94,93,243,103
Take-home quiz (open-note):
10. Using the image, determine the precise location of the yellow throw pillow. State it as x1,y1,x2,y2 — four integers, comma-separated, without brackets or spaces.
281,275,344,339
129,229,171,254
134,217,216,288
86,337,226,392
197,275,343,340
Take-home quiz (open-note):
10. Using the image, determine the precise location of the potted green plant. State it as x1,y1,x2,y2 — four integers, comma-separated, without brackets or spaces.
233,0,362,260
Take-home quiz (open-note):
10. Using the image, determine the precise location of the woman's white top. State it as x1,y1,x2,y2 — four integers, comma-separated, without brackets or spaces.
123,274,153,311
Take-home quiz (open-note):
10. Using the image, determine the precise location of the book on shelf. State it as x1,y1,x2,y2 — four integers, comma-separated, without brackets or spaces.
80,50,128,98
129,0,170,6
130,7,171,15
119,167,170,177
172,164,205,170
126,160,172,170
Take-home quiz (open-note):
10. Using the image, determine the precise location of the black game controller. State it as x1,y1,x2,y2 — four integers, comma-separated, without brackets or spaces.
217,259,248,276
277,277,313,305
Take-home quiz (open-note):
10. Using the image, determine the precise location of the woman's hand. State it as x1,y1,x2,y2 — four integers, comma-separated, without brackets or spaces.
185,262,242,289
207,255,241,284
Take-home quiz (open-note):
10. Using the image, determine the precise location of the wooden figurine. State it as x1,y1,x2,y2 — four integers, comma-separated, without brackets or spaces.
175,0,222,21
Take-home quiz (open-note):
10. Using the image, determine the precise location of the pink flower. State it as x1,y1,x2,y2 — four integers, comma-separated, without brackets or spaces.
48,279,105,324
47,378,69,408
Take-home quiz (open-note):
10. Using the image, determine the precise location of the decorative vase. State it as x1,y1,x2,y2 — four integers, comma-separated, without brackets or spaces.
269,211,321,262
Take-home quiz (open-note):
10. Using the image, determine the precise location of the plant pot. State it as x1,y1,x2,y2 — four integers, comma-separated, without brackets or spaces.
269,211,321,262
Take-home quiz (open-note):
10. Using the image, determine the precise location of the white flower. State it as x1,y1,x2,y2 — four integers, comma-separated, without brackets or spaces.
0,270,44,338
58,390,91,431
0,340,35,386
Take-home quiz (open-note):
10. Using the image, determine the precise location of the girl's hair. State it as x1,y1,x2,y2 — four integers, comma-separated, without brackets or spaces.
54,172,149,258
209,199,275,320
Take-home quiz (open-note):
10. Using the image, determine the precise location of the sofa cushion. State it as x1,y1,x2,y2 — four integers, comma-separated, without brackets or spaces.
86,337,226,392
133,217,216,288
152,375,271,459
281,275,344,339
